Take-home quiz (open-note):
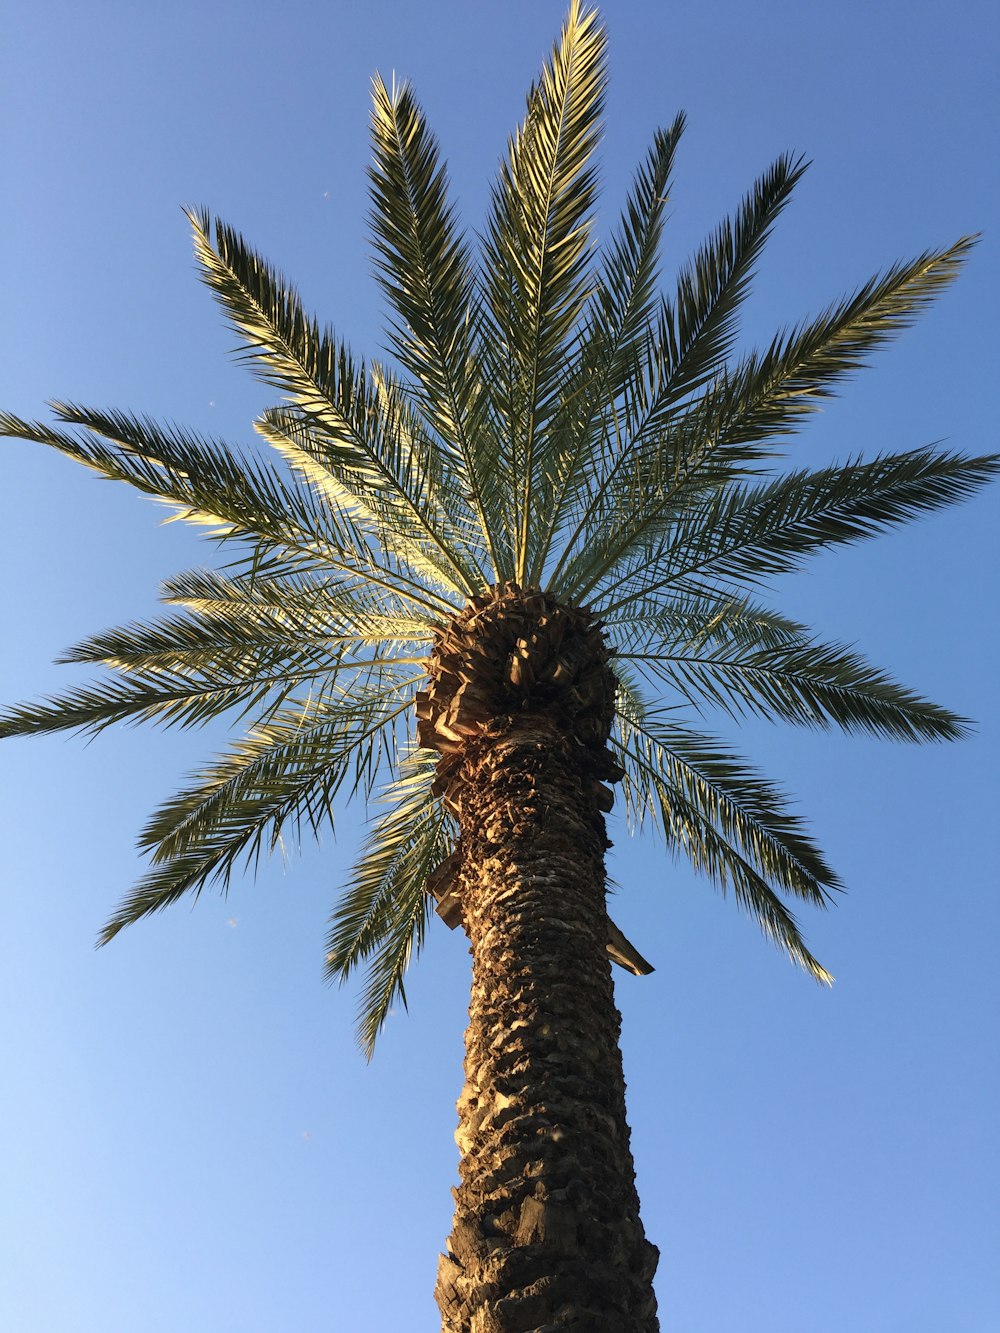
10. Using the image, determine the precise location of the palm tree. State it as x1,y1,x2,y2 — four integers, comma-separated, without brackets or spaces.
1,3,995,1328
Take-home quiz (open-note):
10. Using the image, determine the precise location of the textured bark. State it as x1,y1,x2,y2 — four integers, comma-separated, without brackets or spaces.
422,586,659,1332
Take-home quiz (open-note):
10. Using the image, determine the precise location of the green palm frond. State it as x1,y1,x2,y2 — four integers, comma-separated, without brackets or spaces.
0,666,301,738
59,610,300,674
609,589,807,653
161,555,447,632
480,0,606,581
187,209,481,597
325,752,453,1057
614,681,839,905
56,579,420,668
1,407,326,556
592,119,688,372
254,400,485,600
551,239,978,603
650,153,809,411
100,683,415,945
546,152,806,591
57,613,425,691
612,594,967,739
714,236,978,453
596,448,1000,613
367,74,511,582
529,115,686,582
59,588,432,673
156,566,437,643
613,682,835,981
0,404,461,622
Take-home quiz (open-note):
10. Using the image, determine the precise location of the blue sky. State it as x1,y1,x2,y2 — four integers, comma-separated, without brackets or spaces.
1,2,997,1330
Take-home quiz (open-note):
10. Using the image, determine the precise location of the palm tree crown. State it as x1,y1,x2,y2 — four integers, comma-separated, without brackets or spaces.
2,0,994,1059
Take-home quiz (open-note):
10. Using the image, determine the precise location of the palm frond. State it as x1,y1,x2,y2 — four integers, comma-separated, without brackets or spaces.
613,681,835,981
1,407,324,555
325,751,453,1056
187,209,481,596
618,615,968,739
0,666,305,739
597,448,1000,614
529,116,686,582
367,74,512,581
551,236,979,603
99,684,415,945
255,402,485,600
547,151,806,592
1,404,465,625
157,566,437,642
651,153,809,411
614,678,839,904
608,589,808,655
58,609,427,696
480,0,607,581
713,235,979,453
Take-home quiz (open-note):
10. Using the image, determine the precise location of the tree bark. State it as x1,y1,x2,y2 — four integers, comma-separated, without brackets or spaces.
434,714,659,1332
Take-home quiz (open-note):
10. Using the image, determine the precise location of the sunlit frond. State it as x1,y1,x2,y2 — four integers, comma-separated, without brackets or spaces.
1,407,326,556
650,154,809,410
530,115,686,582
481,0,607,581
714,236,979,453
0,665,297,738
163,558,447,634
187,209,481,596
552,239,978,603
546,152,806,592
255,401,484,601
367,74,512,581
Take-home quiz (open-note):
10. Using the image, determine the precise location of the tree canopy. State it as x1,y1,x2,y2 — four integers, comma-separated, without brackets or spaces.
2,0,994,1058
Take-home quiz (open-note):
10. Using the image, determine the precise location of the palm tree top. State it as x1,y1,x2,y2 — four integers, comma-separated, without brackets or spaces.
2,0,995,1053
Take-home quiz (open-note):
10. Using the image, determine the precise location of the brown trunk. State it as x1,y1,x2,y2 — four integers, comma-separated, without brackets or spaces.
421,587,658,1332
434,716,658,1331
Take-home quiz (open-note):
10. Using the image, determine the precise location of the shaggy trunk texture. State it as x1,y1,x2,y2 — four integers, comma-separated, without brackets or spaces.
418,585,659,1333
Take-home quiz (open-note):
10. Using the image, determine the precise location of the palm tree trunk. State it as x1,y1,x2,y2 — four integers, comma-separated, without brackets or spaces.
433,714,659,1332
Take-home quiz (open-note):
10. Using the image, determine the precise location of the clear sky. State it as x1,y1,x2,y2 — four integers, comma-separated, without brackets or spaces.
1,2,997,1330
